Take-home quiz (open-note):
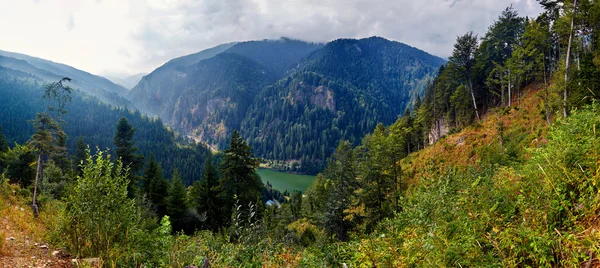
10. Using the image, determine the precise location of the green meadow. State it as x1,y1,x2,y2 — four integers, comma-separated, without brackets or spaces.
257,168,316,192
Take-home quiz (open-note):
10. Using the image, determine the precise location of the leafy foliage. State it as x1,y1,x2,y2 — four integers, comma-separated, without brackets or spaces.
60,149,139,258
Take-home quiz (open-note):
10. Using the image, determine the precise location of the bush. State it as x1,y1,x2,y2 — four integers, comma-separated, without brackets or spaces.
58,149,140,260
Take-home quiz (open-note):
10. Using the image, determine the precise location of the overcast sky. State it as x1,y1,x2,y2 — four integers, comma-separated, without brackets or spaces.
0,0,542,78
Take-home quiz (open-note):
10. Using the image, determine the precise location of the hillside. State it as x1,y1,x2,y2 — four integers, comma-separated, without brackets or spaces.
404,84,549,177
0,66,211,185
129,38,325,148
242,37,446,173
130,37,444,173
3,83,599,267
224,38,325,77
0,50,130,107
128,42,237,116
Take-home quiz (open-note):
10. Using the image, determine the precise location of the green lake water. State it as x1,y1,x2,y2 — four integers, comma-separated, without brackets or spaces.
257,168,316,192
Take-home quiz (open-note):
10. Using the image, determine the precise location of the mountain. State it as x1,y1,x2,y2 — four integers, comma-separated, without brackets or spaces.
242,37,446,172
129,36,444,173
129,42,237,115
106,73,147,89
128,38,324,147
0,49,131,107
224,38,325,77
0,66,211,185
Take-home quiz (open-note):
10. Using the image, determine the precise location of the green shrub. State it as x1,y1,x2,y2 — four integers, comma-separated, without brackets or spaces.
58,149,140,260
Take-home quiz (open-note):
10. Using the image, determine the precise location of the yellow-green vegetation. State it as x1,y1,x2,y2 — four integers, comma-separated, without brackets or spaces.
3,2,600,267
0,175,61,260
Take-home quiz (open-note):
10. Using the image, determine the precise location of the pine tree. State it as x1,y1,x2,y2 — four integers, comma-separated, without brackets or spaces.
449,32,480,121
290,190,303,220
191,157,223,232
144,154,168,217
0,126,8,153
113,117,144,196
29,77,72,217
166,169,188,232
219,130,263,222
323,140,358,241
357,123,396,231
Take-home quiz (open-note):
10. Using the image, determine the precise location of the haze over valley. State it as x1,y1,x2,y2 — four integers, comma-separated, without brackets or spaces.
2,1,600,267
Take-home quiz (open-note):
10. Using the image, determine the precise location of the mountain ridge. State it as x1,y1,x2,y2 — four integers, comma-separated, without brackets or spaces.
0,49,131,107
128,36,446,173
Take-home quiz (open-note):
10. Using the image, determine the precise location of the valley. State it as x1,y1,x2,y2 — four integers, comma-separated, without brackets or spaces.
2,1,600,267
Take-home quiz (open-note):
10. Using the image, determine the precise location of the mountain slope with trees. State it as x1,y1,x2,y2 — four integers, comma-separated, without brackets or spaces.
0,49,130,107
0,66,211,185
2,2,600,267
242,37,446,173
130,37,445,173
128,38,325,150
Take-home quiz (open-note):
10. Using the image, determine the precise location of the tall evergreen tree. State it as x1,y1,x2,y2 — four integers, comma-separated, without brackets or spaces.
323,140,358,241
219,130,263,222
449,32,481,121
191,157,223,232
357,123,396,231
113,117,144,196
0,126,8,153
143,154,168,217
166,169,188,232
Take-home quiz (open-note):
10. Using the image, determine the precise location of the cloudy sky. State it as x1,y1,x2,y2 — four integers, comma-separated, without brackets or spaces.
0,0,542,78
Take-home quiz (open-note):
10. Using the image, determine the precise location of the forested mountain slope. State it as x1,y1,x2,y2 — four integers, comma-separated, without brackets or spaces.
242,37,446,173
0,67,210,184
0,49,130,107
130,37,444,173
128,42,237,116
167,53,279,147
224,38,325,77
128,38,325,150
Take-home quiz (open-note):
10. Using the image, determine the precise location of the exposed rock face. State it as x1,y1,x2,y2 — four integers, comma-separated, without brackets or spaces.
309,85,336,112
428,118,449,145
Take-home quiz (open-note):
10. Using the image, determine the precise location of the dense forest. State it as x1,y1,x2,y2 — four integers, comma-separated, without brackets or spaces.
242,37,445,173
0,50,131,107
0,67,211,185
130,37,444,174
2,1,600,267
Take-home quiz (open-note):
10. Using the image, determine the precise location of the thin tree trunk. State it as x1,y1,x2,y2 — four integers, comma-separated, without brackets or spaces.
32,153,41,218
544,61,552,126
508,68,512,107
468,78,480,121
564,0,577,118
501,72,505,107
518,84,521,108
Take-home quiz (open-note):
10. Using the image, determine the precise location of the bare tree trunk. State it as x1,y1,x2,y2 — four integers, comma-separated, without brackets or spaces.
468,79,480,121
508,68,512,107
32,153,41,218
564,0,577,118
501,72,505,107
544,61,552,126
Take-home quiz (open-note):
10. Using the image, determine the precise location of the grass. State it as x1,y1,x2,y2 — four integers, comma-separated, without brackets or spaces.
0,179,60,258
402,84,549,181
257,168,316,192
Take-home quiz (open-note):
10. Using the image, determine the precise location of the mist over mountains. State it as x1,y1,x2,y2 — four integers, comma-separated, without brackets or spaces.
0,36,444,174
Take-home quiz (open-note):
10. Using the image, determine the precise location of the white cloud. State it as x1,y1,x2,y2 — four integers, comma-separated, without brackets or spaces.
66,14,75,31
0,0,543,77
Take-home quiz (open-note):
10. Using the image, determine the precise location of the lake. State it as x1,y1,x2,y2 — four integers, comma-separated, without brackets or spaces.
257,168,316,192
